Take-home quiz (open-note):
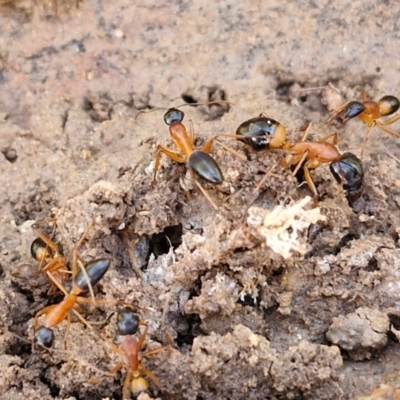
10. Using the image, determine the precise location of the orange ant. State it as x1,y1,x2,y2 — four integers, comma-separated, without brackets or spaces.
151,106,245,210
13,223,71,294
327,92,400,155
34,257,111,349
226,115,356,204
89,309,177,399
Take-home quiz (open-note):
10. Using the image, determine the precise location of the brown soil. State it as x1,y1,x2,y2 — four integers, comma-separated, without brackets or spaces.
1,1,400,399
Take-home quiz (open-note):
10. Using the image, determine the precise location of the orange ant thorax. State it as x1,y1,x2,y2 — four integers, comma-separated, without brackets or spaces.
169,122,193,157
290,141,340,163
43,293,78,327
120,335,140,371
359,101,380,125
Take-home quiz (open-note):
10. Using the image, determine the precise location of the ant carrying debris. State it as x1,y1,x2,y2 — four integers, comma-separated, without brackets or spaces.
89,309,178,399
327,92,400,155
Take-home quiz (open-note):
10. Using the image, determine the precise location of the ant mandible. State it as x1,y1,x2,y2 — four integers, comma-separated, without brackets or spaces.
327,92,400,155
89,309,177,399
153,107,245,210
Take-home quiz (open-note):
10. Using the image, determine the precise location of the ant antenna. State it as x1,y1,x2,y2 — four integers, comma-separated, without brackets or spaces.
134,100,235,121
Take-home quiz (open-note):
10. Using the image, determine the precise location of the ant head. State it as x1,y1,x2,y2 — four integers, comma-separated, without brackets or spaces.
35,326,54,348
339,101,365,123
131,377,150,394
74,258,111,292
31,238,53,263
378,95,400,117
117,309,140,336
164,108,185,125
236,115,287,150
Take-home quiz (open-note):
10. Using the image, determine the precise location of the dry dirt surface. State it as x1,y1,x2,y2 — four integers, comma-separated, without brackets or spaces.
1,1,400,399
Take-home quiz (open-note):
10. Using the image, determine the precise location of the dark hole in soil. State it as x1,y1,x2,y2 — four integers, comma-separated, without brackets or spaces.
176,313,202,347
181,93,198,105
275,81,295,101
388,313,400,331
364,256,379,272
148,224,183,258
333,233,357,255
6,333,32,357
2,147,18,163
237,292,260,307
38,371,61,397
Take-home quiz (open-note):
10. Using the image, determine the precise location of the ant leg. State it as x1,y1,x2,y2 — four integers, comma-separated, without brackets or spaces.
299,122,312,141
34,304,57,327
327,102,349,125
153,145,185,183
291,150,309,177
33,229,59,253
140,365,179,399
188,119,195,147
63,312,72,349
194,181,219,211
360,90,368,102
381,114,400,126
136,324,149,350
46,271,69,296
76,258,96,303
360,124,375,156
88,362,125,384
251,163,278,195
123,371,134,400
318,132,338,145
378,123,400,137
202,137,246,161
36,257,65,276
303,159,321,201
141,345,170,359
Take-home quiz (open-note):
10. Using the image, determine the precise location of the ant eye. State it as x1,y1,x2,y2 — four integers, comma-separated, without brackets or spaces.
164,108,184,125
35,326,54,348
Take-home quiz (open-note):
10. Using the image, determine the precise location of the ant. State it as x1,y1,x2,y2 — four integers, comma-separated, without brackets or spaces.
152,106,245,210
34,257,111,349
327,92,400,155
89,309,177,399
229,116,347,204
330,152,364,204
13,222,71,294
225,115,339,201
